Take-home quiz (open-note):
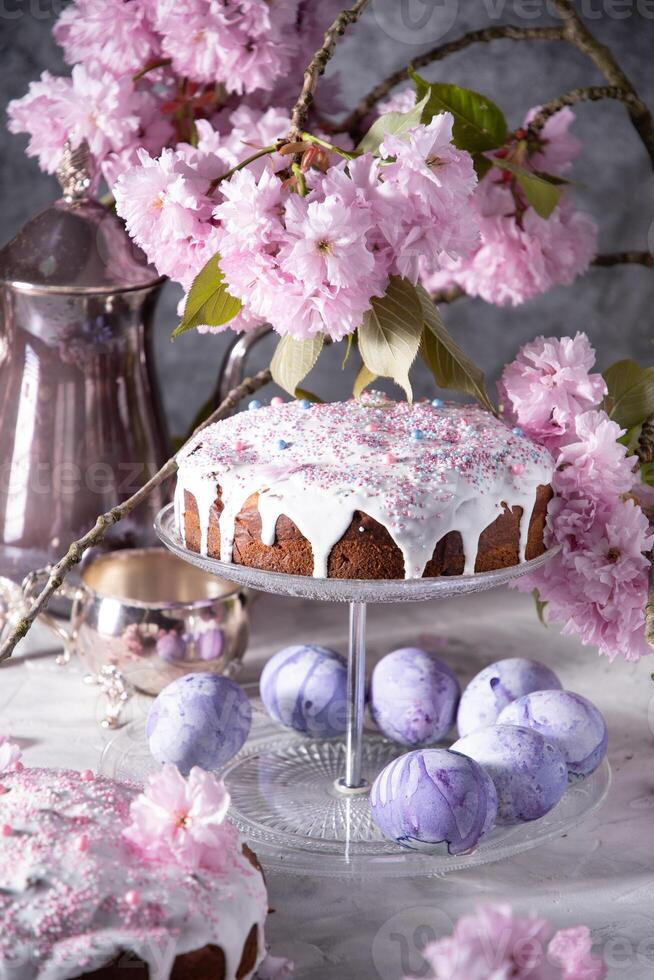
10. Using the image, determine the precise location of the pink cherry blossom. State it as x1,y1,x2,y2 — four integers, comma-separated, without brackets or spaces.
54,0,160,75
406,905,605,980
422,108,597,306
8,64,142,175
123,764,241,871
0,737,22,774
498,333,607,451
548,927,607,980
554,410,636,502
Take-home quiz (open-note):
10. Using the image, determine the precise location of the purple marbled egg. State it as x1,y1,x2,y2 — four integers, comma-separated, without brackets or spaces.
452,724,568,825
260,644,347,738
370,748,497,854
369,648,460,747
498,689,608,779
147,672,251,774
457,658,563,737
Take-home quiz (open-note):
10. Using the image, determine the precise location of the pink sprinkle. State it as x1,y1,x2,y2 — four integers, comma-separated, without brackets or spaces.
271,396,284,406
0,786,8,796
13,761,24,773
75,835,90,853
234,440,247,452
1,824,11,837
125,890,141,907
365,423,379,433
383,453,397,465
80,770,94,782
510,463,525,475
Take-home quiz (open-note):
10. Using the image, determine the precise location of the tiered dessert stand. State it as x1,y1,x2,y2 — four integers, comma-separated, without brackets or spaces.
101,503,610,878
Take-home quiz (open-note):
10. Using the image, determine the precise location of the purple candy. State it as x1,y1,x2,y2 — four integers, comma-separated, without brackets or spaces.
260,644,348,738
457,658,562,737
147,672,251,774
370,748,497,854
369,648,460,747
498,689,608,779
452,724,568,826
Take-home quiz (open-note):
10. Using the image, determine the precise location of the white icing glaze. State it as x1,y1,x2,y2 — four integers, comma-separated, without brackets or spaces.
175,394,554,579
0,768,267,980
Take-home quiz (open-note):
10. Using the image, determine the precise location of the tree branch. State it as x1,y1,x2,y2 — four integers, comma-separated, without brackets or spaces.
288,0,373,141
592,251,654,268
339,25,566,137
550,0,654,168
528,85,643,135
0,369,272,666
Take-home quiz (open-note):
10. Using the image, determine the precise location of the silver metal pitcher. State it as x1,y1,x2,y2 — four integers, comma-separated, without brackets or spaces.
0,145,170,585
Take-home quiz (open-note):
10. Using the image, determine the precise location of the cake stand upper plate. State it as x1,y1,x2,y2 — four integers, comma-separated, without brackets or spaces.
155,503,558,603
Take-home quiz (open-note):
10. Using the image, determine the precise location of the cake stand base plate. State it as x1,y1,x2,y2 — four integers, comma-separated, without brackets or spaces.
100,701,611,880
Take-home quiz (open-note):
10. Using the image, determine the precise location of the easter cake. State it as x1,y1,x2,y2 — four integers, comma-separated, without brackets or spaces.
175,393,554,580
0,766,268,980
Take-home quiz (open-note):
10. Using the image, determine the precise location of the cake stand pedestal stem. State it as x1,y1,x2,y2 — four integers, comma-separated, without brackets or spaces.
343,600,367,791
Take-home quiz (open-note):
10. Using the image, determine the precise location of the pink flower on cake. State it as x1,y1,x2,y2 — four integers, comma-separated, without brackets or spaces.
498,333,607,451
0,737,22,774
404,905,606,980
123,764,240,871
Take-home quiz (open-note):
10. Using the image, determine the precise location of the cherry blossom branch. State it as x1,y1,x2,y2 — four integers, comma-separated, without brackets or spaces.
287,0,373,141
645,554,654,650
339,25,566,136
550,0,654,168
527,85,644,136
0,370,272,666
208,144,279,192
132,57,173,82
592,251,654,269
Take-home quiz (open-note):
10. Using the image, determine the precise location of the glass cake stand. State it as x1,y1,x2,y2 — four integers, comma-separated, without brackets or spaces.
101,504,610,878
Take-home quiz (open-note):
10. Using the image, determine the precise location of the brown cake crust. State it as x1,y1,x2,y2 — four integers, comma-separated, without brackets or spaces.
183,484,553,579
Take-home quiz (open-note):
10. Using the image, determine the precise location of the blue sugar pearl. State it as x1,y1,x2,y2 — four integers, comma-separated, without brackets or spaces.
512,426,524,436
248,399,262,411
411,429,424,441
298,398,312,410
276,439,289,450
431,398,443,408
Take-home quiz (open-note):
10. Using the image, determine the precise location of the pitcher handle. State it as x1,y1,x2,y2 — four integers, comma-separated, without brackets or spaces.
21,567,82,666
216,324,273,409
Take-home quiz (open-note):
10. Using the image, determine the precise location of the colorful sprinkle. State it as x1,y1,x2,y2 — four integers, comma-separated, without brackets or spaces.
270,396,284,406
124,889,141,907
510,463,525,476
0,824,11,837
411,429,424,441
0,786,8,795
431,398,443,408
248,399,262,411
75,834,90,852
383,452,397,465
365,423,379,433
234,440,247,452
512,426,524,436
80,770,94,782
276,439,289,450
298,399,312,410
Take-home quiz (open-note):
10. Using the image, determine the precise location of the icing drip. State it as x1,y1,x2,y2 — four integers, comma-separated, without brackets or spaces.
0,768,267,980
175,395,554,579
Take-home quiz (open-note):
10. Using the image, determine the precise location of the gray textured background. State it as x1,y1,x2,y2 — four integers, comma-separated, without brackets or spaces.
2,0,653,437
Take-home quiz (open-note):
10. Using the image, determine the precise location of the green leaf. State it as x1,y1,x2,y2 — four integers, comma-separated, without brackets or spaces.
640,461,654,487
172,252,241,339
491,158,561,218
294,387,323,404
358,277,423,402
410,69,508,153
532,590,548,627
603,359,654,430
353,363,377,400
417,285,495,414
472,152,493,180
270,334,324,397
357,93,429,155
342,333,355,369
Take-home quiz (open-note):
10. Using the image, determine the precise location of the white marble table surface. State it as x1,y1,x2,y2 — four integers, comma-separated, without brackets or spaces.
2,587,654,980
